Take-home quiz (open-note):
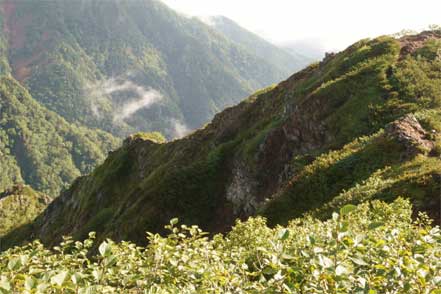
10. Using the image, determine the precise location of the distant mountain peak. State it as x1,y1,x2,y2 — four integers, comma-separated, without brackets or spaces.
205,14,315,74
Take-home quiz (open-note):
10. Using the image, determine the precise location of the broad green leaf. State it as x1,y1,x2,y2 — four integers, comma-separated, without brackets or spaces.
350,257,368,266
281,254,296,260
71,272,83,285
51,271,68,286
368,222,384,230
357,277,367,288
313,247,324,254
339,221,349,232
20,255,29,266
277,228,289,241
92,270,103,282
318,255,333,269
25,276,36,290
336,265,349,276
99,241,111,257
340,204,357,216
0,276,11,291
7,258,21,271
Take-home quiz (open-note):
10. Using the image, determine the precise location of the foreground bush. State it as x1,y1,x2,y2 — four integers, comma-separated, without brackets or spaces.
0,198,440,293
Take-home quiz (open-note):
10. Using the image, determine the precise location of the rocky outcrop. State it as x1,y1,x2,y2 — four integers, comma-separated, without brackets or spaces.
399,31,441,58
226,161,258,215
385,114,434,157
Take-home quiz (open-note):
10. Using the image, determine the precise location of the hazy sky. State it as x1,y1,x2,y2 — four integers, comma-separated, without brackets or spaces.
161,0,441,51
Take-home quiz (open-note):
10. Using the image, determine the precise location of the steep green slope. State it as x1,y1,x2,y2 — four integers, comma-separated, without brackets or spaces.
208,16,314,74
0,0,298,138
10,31,441,247
0,76,119,196
0,184,50,239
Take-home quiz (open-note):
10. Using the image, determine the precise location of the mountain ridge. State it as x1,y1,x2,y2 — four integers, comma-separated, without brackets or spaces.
4,31,440,249
204,15,314,74
0,0,310,197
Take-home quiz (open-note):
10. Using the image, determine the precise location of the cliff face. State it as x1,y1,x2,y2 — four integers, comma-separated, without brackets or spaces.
11,31,441,247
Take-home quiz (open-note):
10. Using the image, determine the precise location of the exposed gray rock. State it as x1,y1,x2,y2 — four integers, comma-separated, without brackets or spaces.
226,161,258,215
385,114,434,157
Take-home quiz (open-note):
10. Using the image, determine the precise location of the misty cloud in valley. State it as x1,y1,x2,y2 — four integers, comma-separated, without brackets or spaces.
87,77,191,139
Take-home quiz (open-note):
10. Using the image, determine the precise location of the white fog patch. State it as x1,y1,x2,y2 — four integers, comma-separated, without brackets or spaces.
171,119,191,139
90,102,100,117
84,81,107,118
198,15,216,26
87,77,163,122
115,89,162,121
86,77,190,137
103,79,163,122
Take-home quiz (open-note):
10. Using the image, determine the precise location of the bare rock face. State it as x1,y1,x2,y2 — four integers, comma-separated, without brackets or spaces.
399,31,441,58
385,114,434,157
226,161,258,215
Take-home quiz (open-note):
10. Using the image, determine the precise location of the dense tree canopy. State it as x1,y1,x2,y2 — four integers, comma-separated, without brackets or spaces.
0,76,119,196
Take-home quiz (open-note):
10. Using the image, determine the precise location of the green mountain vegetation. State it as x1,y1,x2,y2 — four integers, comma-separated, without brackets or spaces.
0,0,301,139
0,0,311,248
0,75,119,196
0,185,50,238
1,199,441,293
5,31,440,250
208,16,314,74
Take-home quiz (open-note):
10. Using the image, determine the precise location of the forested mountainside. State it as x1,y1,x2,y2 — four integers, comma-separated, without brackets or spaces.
0,76,119,196
7,31,440,248
0,0,302,139
0,184,50,238
208,16,314,74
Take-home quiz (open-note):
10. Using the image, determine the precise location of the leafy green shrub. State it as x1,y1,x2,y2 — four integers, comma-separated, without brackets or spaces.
1,199,440,293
